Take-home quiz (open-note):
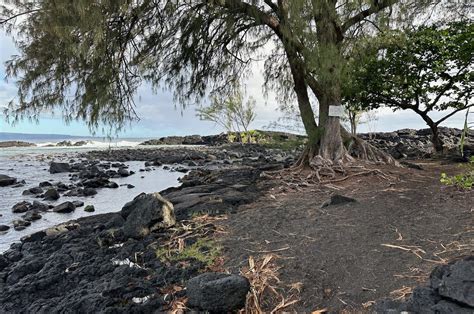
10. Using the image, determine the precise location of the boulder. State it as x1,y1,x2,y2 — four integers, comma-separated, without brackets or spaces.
120,192,175,239
84,205,95,212
53,202,76,213
22,211,42,222
376,256,474,312
83,187,98,196
31,201,50,212
22,187,43,195
12,201,31,213
43,188,60,201
13,219,31,230
0,174,17,187
186,273,250,312
39,181,53,187
72,201,84,207
433,256,474,307
118,168,130,177
0,225,10,232
49,162,71,174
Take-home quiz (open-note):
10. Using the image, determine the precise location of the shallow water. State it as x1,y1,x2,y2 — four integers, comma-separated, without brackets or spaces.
0,146,184,252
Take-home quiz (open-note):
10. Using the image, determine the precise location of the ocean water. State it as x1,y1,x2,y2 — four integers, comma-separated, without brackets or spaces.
0,141,184,252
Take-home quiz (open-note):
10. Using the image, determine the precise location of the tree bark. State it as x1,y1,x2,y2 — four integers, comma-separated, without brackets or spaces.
315,3,346,161
285,47,321,165
429,124,444,153
415,110,445,153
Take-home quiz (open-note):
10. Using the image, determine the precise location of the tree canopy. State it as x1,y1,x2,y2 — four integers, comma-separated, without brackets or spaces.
1,0,472,160
345,22,474,152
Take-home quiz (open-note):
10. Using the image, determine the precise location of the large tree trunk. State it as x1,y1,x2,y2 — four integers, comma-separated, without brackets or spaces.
418,111,445,153
315,4,346,162
285,47,321,166
318,93,346,161
429,124,444,153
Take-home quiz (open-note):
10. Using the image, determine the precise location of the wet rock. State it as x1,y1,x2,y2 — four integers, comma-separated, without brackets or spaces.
22,187,43,195
127,184,135,189
12,201,31,213
22,211,42,222
121,193,175,239
186,273,250,312
0,225,10,232
49,162,71,174
321,194,357,208
13,219,31,230
106,182,119,188
21,231,46,243
39,181,53,187
53,201,76,213
43,188,60,201
84,205,95,212
0,174,17,187
31,201,50,212
118,168,130,177
83,187,98,196
72,201,85,207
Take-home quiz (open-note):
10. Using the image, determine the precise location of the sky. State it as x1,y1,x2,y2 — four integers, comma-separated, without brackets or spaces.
0,28,469,139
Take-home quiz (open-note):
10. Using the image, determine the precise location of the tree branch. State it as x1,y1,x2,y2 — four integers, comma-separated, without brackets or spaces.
0,9,40,25
341,0,398,33
204,0,280,31
435,104,474,126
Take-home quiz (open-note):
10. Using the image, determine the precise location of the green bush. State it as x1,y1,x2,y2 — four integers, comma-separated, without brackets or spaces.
440,157,474,189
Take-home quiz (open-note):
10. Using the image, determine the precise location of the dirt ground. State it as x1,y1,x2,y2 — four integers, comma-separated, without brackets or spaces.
218,160,473,312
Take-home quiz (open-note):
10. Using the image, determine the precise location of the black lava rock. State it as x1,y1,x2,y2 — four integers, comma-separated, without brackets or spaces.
53,202,76,213
12,201,31,213
121,193,175,239
186,273,250,312
43,188,60,201
0,174,17,187
49,162,71,174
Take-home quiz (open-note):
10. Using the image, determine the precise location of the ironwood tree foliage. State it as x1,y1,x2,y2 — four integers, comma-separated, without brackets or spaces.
1,0,472,162
346,22,473,152
196,87,256,138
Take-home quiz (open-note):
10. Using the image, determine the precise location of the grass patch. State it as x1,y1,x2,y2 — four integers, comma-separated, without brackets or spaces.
156,237,220,267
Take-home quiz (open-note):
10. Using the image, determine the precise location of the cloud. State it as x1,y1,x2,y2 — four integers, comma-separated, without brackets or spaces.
0,28,468,138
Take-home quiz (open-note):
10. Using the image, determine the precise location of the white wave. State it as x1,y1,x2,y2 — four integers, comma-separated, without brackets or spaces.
36,140,142,148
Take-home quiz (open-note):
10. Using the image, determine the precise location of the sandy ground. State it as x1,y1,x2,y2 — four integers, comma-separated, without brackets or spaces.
219,160,473,312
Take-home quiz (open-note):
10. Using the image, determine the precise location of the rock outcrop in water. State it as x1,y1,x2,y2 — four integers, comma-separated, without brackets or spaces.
0,141,35,148
0,175,17,187
0,160,270,312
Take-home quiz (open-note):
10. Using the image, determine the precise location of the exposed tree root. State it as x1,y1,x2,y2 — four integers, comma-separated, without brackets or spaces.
263,156,396,189
346,136,398,165
263,132,398,188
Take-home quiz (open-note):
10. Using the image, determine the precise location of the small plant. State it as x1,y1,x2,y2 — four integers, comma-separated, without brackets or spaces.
440,156,474,189
156,237,220,267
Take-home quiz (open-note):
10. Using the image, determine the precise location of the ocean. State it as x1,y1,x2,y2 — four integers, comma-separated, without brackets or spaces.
0,137,183,252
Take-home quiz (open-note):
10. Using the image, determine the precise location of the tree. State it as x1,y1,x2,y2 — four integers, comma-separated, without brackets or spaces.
1,1,470,164
346,22,474,152
196,87,256,142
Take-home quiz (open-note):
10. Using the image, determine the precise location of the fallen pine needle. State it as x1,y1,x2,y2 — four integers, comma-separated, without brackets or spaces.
244,246,291,253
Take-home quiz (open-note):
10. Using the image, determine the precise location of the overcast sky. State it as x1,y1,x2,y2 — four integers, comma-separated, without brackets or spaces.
0,29,468,139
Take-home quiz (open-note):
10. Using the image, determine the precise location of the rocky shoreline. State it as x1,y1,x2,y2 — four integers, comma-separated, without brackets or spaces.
0,132,472,312
139,127,474,160
0,144,291,312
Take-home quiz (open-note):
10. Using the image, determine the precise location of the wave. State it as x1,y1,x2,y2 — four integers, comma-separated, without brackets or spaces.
36,140,142,148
